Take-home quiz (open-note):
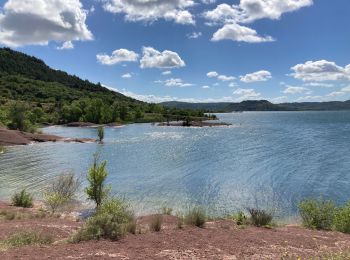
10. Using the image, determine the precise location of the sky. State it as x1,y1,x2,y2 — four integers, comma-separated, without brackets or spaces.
0,0,350,103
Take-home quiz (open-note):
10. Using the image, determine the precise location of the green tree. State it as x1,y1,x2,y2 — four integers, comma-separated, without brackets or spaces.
85,154,110,208
98,126,104,143
8,102,32,131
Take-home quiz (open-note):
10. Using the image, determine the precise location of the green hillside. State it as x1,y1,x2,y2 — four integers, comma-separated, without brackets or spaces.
0,48,206,131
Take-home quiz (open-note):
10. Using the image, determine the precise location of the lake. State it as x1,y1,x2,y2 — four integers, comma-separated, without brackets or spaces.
1,111,350,219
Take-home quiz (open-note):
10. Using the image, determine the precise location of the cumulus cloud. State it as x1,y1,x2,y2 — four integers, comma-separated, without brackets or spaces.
207,71,235,81
0,0,93,47
211,23,274,43
57,41,74,50
161,78,194,88
233,88,261,101
162,70,172,75
140,47,185,69
303,82,334,88
102,0,195,25
282,86,309,94
97,48,139,65
187,31,202,39
204,0,312,43
121,73,132,78
240,70,272,82
202,85,210,89
207,71,219,78
291,60,350,81
217,74,235,81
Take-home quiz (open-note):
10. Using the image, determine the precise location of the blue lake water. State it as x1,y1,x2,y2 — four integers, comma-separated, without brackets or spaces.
1,111,350,219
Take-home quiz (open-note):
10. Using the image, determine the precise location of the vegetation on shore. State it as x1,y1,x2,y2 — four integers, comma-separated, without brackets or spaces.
0,48,212,132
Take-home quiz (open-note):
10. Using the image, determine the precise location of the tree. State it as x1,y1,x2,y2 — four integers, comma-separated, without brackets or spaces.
85,154,110,208
8,102,27,131
98,126,104,143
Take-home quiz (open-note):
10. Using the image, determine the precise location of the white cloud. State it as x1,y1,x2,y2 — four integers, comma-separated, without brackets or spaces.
162,70,172,75
217,74,235,81
295,95,323,102
233,88,261,101
291,60,350,81
57,41,74,50
204,0,312,43
207,71,219,78
0,0,93,47
240,70,272,83
187,31,202,39
97,48,139,65
327,91,345,98
156,78,194,88
282,86,309,94
229,82,238,88
303,82,334,88
211,23,275,43
341,86,350,92
270,96,288,104
140,47,186,69
201,0,216,4
204,0,313,25
102,0,195,25
202,85,210,89
121,73,132,78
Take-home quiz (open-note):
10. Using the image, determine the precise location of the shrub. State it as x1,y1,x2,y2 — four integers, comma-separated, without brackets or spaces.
85,154,110,208
11,189,33,208
43,173,80,214
233,211,248,225
298,198,336,230
248,208,273,227
149,215,163,232
3,231,52,247
0,145,5,154
98,126,104,143
176,214,184,229
161,206,173,215
334,202,350,233
70,198,134,243
184,207,206,228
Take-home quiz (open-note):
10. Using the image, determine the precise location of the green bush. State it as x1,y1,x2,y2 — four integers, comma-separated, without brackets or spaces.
248,208,273,227
232,211,248,225
70,198,135,243
11,189,33,208
85,154,110,208
184,207,206,228
149,215,163,232
298,198,336,230
334,202,350,233
161,206,173,215
97,126,104,143
2,231,52,247
43,173,80,214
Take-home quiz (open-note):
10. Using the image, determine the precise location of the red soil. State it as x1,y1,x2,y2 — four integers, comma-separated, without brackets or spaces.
1,203,350,259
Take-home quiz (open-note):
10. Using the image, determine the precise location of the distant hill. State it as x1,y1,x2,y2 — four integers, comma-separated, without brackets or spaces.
161,100,350,112
0,47,138,104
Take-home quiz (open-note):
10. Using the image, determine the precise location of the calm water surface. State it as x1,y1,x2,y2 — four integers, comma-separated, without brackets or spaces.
1,111,350,218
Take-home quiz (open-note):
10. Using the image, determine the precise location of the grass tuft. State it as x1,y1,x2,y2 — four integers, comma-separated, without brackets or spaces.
248,208,273,227
149,215,163,232
184,207,206,228
11,189,33,208
1,231,52,249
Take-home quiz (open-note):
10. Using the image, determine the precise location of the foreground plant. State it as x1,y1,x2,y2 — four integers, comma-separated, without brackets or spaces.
70,198,135,243
85,154,110,209
97,126,104,143
334,202,350,233
11,189,33,208
184,207,206,228
248,208,273,227
298,198,336,230
43,173,81,214
149,215,163,232
1,231,52,248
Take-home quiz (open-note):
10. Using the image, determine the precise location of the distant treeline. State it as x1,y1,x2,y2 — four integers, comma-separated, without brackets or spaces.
161,100,350,113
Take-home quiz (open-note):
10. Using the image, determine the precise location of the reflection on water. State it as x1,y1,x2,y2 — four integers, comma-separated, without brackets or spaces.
1,111,350,218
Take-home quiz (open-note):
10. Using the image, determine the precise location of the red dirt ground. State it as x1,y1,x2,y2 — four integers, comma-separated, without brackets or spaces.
1,202,350,259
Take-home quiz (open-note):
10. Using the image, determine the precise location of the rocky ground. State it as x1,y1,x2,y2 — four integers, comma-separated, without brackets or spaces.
1,202,350,259
0,127,96,146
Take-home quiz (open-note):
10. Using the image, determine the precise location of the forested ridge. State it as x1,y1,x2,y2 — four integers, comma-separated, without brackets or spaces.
0,48,210,132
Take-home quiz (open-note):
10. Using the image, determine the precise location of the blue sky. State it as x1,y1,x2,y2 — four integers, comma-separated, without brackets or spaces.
1,0,350,103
